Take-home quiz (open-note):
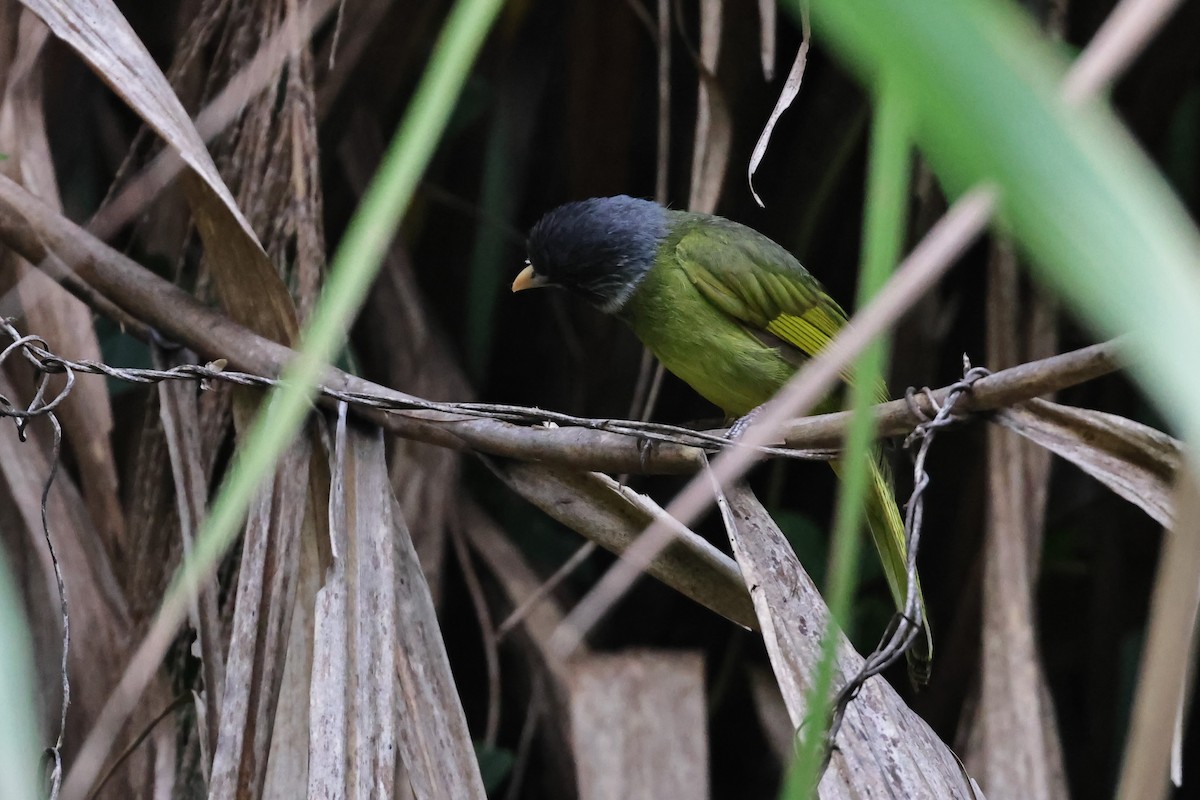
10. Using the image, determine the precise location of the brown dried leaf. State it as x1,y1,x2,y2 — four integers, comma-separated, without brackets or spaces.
963,237,1069,800
970,420,1068,799
264,508,322,798
994,398,1180,527
389,470,487,797
156,351,223,757
120,392,183,622
187,20,336,767
209,437,312,798
569,652,708,800
1116,472,1200,799
0,11,125,554
723,484,977,797
199,0,327,323
309,417,402,796
688,0,730,214
18,0,300,344
492,462,757,630
310,417,484,798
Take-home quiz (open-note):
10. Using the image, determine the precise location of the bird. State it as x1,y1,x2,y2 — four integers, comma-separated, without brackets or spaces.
512,194,931,683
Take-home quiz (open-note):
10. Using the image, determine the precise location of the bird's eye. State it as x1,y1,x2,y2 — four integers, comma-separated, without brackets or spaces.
524,258,531,266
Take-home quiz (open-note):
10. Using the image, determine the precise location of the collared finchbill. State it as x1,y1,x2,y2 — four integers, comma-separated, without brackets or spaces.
519,195,933,683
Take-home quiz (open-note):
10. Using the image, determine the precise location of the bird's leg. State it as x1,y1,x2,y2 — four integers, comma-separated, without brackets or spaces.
725,404,765,442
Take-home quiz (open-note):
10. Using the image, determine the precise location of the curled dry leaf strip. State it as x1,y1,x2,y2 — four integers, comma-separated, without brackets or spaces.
747,38,809,208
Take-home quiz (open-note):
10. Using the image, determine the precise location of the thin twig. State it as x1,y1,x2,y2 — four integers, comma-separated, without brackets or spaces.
496,541,596,642
782,338,1124,448
502,676,545,800
0,314,1125,490
1061,0,1186,105
449,511,502,747
0,317,828,462
0,177,1123,476
86,694,192,800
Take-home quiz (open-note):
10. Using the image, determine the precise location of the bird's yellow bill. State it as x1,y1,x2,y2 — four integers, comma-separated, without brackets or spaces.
512,264,550,292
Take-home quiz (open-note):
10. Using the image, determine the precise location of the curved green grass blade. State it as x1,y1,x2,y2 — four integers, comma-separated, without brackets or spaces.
0,551,40,800
782,80,912,798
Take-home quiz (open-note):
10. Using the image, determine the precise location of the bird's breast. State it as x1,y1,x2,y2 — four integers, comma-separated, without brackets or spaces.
619,264,799,418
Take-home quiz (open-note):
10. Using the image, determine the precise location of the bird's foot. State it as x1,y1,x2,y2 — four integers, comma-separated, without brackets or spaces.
725,404,766,442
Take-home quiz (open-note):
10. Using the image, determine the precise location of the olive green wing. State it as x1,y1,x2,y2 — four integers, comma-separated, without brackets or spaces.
673,219,885,403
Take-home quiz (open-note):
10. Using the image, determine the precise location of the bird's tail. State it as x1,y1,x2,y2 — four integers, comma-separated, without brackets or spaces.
830,455,932,687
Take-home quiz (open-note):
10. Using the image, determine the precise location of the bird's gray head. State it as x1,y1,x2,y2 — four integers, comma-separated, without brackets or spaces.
516,195,670,313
